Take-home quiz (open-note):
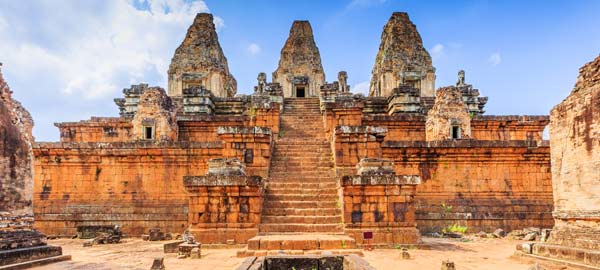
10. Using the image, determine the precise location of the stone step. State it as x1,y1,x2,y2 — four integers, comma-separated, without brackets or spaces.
261,215,342,224
267,183,337,189
259,223,343,233
264,201,338,209
272,156,332,161
266,188,338,195
237,248,362,257
262,207,341,216
268,174,337,179
244,234,356,252
269,165,334,170
269,171,335,176
265,194,338,201
268,178,337,184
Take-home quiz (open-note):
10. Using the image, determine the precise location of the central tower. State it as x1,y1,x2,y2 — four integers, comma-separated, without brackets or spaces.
273,21,325,98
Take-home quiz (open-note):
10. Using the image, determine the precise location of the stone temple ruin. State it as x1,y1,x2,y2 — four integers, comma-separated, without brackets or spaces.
0,11,598,269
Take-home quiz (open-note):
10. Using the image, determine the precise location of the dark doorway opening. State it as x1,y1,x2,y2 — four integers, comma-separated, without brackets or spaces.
144,126,154,140
451,126,460,139
296,87,305,98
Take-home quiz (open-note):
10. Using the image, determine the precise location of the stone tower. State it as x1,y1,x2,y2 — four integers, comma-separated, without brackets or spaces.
0,63,35,217
425,86,471,141
273,20,325,98
369,12,436,97
168,13,237,97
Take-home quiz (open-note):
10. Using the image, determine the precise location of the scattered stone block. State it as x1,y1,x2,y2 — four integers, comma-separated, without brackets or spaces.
142,234,150,241
83,239,94,247
493,228,506,238
523,232,537,241
401,248,411,259
149,228,165,241
441,260,455,270
178,242,200,258
150,257,165,270
190,247,201,259
163,241,184,254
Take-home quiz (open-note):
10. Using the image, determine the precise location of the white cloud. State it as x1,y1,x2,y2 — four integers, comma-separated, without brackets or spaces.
0,0,220,99
489,52,502,66
352,81,370,95
247,43,261,56
431,44,445,58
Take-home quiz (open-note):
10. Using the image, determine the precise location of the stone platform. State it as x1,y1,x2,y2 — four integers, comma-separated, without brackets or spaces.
0,245,71,270
237,234,362,257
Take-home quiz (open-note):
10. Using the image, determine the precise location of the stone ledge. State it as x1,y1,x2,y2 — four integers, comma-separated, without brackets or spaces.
362,114,426,122
217,126,272,136
54,117,130,127
183,175,262,187
341,175,420,186
335,126,388,135
0,245,65,267
33,141,223,149
472,115,550,122
517,242,600,268
176,114,247,122
382,140,546,148
553,210,600,220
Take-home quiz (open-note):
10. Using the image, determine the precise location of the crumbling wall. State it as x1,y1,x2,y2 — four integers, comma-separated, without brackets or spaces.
33,126,273,236
548,54,600,250
0,64,34,217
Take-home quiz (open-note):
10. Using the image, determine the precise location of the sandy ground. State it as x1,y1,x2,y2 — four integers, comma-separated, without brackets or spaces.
32,237,551,270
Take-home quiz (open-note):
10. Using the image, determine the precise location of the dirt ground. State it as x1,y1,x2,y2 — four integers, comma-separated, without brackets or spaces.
33,237,553,270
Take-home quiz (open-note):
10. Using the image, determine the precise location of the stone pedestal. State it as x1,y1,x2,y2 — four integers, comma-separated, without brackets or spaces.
342,158,421,247
183,158,263,244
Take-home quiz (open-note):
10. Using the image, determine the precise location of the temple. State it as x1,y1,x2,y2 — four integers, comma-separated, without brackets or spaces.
27,12,560,257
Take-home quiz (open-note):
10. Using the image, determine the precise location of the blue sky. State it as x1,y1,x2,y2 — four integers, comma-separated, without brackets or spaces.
1,0,599,141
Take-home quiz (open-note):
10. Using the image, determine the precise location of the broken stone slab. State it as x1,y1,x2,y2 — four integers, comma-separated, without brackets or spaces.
178,242,201,259
217,126,272,136
493,228,506,238
523,232,537,241
163,241,184,254
206,158,245,176
334,126,388,137
341,175,421,186
356,158,395,175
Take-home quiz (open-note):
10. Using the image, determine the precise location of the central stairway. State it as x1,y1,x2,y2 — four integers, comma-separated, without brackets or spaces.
241,98,357,255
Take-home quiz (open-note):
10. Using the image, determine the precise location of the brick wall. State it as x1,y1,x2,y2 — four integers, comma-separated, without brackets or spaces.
56,118,132,143
33,142,222,236
382,141,553,233
341,175,420,246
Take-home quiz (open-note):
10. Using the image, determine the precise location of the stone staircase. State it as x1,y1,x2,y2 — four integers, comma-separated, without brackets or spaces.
260,98,343,234
241,98,357,255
